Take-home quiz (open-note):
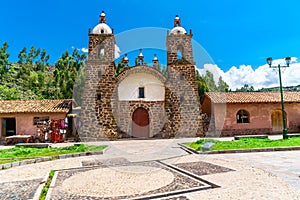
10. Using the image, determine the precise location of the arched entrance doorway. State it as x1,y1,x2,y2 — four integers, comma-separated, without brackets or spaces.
132,107,149,138
271,110,286,133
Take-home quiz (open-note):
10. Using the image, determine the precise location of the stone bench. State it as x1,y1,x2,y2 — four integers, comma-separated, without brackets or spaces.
234,135,268,140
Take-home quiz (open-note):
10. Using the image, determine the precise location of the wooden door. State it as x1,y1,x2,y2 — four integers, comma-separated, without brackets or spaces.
272,110,284,133
132,107,149,138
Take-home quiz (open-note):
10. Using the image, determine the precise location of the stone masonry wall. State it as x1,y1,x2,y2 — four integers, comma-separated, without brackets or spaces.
79,34,117,141
166,33,203,137
166,65,203,137
113,100,165,138
95,63,117,138
164,87,180,137
167,34,194,64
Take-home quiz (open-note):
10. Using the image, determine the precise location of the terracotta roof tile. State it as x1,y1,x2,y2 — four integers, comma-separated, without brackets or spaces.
0,99,72,114
204,92,300,104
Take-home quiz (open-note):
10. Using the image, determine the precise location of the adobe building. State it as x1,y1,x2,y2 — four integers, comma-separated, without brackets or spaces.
202,92,300,136
0,99,72,139
79,12,203,141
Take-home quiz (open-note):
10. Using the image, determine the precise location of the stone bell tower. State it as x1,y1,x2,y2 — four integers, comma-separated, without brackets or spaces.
165,15,203,137
79,11,117,141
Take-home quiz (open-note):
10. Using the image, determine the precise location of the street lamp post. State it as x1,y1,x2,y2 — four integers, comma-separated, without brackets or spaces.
266,57,291,139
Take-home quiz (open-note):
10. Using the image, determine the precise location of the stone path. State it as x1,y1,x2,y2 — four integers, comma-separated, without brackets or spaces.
0,138,299,199
207,150,300,191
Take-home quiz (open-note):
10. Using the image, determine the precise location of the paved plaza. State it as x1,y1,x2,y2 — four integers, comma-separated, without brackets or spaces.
0,138,299,199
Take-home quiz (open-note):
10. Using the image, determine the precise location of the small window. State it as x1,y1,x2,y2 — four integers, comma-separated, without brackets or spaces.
33,117,49,125
97,94,101,101
180,74,184,80
177,50,182,59
99,46,105,60
138,87,145,98
236,110,249,123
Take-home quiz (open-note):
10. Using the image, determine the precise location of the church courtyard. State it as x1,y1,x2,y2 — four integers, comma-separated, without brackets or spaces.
0,137,299,199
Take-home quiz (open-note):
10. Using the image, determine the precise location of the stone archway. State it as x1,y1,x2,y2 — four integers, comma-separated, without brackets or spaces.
132,107,150,138
271,110,286,133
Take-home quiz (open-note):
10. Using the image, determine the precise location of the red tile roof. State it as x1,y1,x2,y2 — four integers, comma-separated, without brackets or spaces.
0,99,72,114
204,92,300,104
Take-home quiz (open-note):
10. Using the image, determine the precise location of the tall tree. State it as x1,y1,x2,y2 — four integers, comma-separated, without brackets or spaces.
0,42,9,74
217,76,229,92
236,84,255,92
54,49,86,99
203,71,217,92
196,70,208,98
115,60,125,75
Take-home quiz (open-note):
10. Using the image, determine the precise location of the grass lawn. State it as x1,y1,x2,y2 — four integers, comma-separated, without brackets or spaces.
188,137,300,152
0,144,107,165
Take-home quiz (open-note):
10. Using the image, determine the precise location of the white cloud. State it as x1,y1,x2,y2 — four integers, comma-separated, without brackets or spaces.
198,57,300,90
81,48,88,53
115,44,121,59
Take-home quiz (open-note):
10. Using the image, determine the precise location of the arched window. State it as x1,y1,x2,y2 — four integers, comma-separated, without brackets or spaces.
139,59,143,65
177,45,184,59
236,110,250,123
177,50,182,59
99,45,105,60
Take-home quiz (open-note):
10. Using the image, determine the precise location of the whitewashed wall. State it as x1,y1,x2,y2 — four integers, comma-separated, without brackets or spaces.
118,72,165,101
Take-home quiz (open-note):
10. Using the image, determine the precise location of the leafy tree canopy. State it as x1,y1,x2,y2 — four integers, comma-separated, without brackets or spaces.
0,42,86,103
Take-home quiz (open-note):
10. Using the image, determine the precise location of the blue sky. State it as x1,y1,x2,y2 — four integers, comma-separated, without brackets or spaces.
1,0,300,89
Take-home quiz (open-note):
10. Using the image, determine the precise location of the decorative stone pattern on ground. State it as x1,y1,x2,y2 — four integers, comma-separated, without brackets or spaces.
162,196,190,200
82,157,130,167
174,161,233,176
0,179,42,200
50,161,206,200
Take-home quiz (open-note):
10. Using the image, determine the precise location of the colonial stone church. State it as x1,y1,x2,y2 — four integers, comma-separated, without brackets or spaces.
79,11,203,141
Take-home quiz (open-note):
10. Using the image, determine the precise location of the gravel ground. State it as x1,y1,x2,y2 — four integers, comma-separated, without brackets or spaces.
0,138,299,200
173,155,300,200
162,197,190,200
50,161,206,200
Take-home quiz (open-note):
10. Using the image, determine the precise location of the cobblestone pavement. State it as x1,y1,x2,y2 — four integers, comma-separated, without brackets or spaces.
0,179,42,200
0,137,300,200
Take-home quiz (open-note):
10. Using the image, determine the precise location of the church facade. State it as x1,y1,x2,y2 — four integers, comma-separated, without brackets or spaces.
79,12,203,141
